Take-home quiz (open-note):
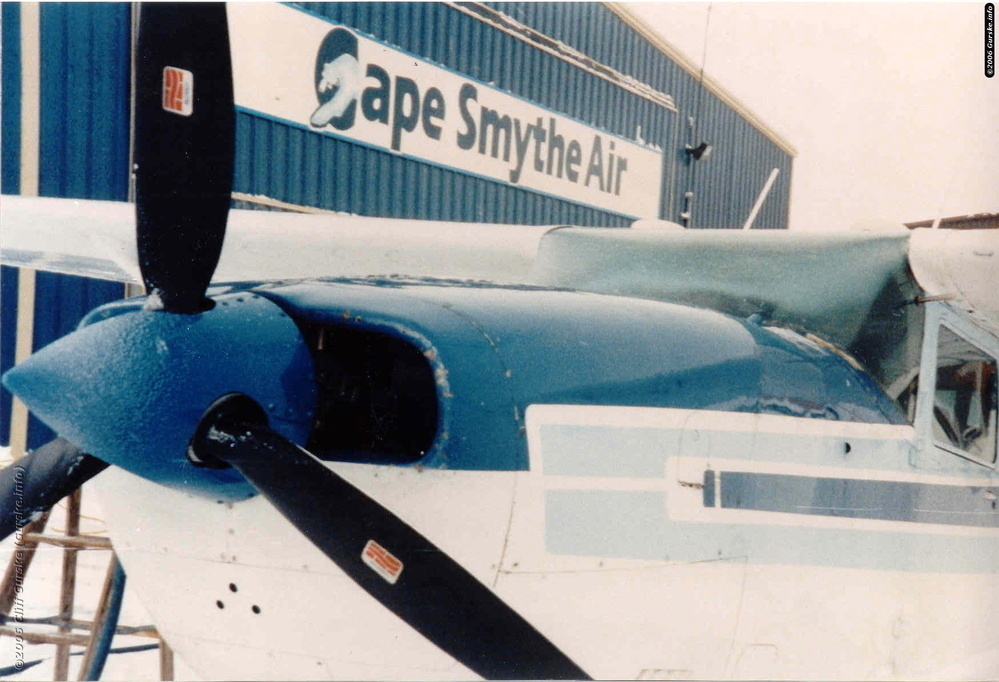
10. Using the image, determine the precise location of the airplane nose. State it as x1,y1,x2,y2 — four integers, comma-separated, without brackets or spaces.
2,291,317,501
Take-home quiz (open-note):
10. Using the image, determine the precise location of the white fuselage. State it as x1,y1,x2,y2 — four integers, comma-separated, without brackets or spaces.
94,407,999,680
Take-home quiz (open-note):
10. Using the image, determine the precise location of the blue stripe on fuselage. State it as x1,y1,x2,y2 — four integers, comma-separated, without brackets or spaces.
718,470,999,528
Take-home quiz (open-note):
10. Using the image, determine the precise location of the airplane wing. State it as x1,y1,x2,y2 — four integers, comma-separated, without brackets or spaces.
908,228,999,338
0,194,554,286
0,196,141,283
533,226,999,338
531,227,917,351
3,194,997,343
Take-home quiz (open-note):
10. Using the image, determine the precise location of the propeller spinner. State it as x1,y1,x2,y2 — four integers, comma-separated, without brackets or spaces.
1,4,589,678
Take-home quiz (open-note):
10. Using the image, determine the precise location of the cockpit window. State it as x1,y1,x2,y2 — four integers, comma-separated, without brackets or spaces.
933,325,997,464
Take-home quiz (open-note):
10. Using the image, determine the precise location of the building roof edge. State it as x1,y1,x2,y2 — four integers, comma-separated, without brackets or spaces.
606,2,798,157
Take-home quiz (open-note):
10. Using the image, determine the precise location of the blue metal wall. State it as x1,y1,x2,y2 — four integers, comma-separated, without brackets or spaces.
1,4,21,197
490,2,792,229
1,3,131,448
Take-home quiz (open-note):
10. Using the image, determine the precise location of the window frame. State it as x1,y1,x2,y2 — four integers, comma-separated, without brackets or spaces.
915,303,999,468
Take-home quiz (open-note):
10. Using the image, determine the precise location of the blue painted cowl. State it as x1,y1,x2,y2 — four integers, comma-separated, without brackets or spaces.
2,292,317,502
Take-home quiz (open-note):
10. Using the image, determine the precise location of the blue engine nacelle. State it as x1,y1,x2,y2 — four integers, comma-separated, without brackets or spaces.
263,279,904,476
3,279,905,500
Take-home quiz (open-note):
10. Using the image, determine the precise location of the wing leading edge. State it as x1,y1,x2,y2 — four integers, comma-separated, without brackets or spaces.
2,193,996,348
0,194,555,286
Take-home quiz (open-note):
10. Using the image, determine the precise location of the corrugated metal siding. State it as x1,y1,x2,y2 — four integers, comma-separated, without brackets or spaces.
1,4,21,197
489,2,792,229
38,4,132,201
239,2,678,226
0,3,131,448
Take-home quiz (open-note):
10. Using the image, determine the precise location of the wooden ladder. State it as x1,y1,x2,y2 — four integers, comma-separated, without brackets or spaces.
0,489,174,680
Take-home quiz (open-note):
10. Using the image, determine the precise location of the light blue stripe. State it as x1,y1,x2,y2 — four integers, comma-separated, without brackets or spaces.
539,422,924,476
540,424,678,477
546,489,999,573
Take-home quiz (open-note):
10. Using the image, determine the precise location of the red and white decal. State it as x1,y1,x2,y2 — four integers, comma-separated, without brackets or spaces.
361,539,403,585
162,66,194,116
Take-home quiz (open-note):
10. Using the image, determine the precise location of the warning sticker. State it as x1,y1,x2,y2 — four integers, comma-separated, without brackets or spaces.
361,539,403,585
162,66,194,116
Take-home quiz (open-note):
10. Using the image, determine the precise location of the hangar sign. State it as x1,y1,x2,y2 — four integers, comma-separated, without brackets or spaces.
228,4,664,218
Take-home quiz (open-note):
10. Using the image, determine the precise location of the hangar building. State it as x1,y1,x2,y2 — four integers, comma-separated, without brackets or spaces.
2,2,795,450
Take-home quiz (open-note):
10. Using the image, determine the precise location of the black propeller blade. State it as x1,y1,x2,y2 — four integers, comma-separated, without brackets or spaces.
0,439,108,542
192,395,591,681
134,2,235,314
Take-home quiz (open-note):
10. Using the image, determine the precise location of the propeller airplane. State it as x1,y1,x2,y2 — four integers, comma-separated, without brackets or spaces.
1,3,997,680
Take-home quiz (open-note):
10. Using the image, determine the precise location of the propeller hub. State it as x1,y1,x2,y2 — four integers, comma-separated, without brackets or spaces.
2,291,316,501
187,392,269,469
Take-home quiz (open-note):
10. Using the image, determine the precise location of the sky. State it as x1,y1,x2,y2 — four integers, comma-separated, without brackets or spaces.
626,2,998,231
